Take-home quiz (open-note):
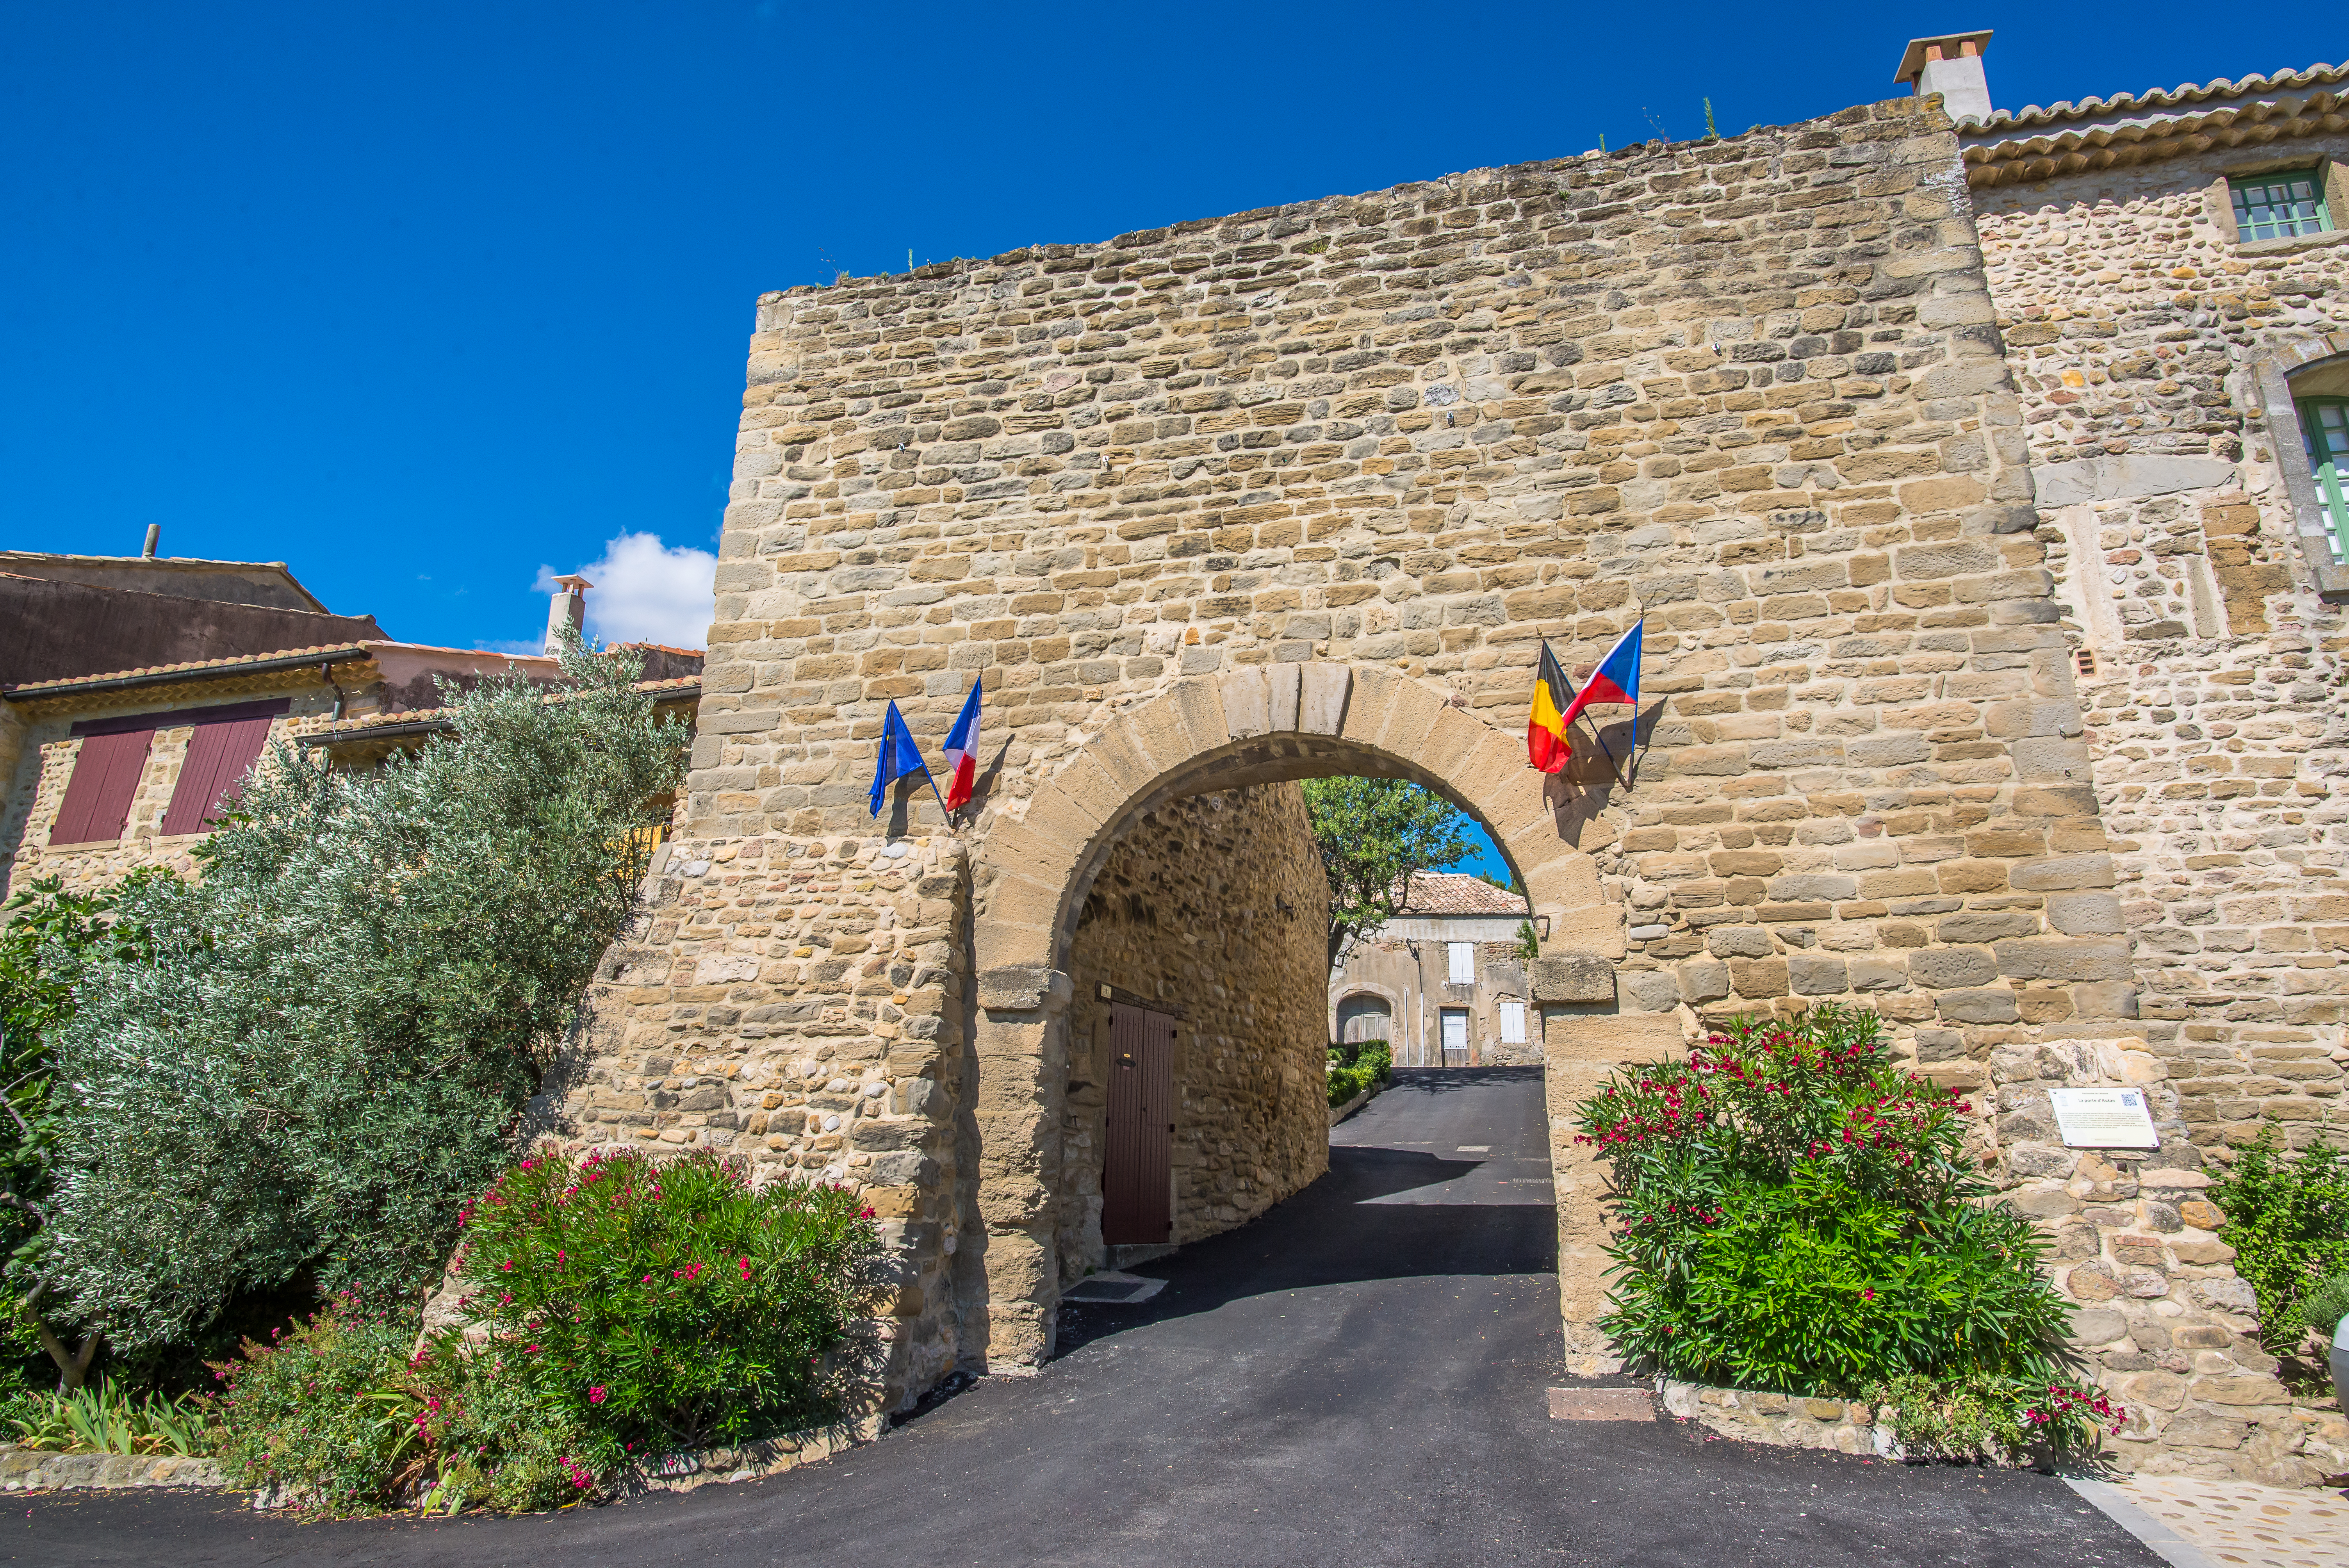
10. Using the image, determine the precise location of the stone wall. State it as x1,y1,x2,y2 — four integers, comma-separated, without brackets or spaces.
1971,143,2349,1157
559,831,971,1411
559,90,2315,1474
1058,784,1329,1277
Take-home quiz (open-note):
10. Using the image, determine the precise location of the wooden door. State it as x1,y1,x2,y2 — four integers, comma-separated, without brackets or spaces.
1102,1004,1174,1245
1440,1007,1469,1066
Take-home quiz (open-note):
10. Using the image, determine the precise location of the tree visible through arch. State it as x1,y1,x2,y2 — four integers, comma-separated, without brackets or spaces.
1299,777,1477,966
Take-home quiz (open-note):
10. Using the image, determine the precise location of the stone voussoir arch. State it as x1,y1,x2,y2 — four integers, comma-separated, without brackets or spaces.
951,660,1658,1376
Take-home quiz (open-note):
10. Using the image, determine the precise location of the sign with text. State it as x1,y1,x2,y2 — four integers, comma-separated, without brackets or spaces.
2048,1087,2160,1150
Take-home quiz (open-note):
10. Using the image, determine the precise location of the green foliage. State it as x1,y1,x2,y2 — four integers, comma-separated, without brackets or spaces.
1870,1370,2120,1463
1326,1040,1392,1108
450,1146,880,1450
41,641,688,1350
0,873,164,1387
2208,1132,2349,1352
208,1292,619,1517
2300,1268,2349,1344
1299,777,1476,965
1574,1007,2111,1451
7,1379,209,1455
1515,919,1540,964
208,1298,427,1515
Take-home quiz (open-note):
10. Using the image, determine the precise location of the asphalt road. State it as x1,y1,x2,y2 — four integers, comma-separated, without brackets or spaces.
20,1066,2162,1567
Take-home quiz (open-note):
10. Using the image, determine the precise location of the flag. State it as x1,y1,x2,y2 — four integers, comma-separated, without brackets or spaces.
941,677,982,811
868,700,931,817
1556,620,1643,742
1527,642,1574,773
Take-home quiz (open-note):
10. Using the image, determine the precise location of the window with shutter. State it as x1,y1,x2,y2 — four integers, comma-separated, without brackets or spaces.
1447,941,1475,984
1499,1001,1526,1044
159,700,289,837
49,723,156,845
2301,398,2349,564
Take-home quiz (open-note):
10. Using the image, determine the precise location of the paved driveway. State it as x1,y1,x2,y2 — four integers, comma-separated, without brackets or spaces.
21,1067,2161,1566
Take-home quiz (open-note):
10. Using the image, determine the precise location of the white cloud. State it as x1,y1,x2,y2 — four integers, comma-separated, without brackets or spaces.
535,531,717,650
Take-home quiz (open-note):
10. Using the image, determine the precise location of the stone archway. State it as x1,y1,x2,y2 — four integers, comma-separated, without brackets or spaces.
952,663,1673,1376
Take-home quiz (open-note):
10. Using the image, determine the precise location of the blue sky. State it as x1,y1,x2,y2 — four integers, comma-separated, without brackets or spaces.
5,2,2325,871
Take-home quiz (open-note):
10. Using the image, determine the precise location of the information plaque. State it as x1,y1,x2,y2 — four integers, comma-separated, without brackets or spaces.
2047,1087,2160,1150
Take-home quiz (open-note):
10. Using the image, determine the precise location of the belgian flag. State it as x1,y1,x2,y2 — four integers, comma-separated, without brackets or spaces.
1527,641,1574,773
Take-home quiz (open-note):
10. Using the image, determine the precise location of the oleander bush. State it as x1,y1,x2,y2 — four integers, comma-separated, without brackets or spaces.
209,1150,880,1516
448,1146,880,1452
1575,1005,2119,1454
2207,1132,2349,1354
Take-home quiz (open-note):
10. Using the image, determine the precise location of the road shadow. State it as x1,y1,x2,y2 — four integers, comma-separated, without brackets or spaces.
1052,1140,1558,1361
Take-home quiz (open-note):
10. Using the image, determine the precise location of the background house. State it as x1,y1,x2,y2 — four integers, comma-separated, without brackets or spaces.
0,556,701,899
1327,872,1537,1067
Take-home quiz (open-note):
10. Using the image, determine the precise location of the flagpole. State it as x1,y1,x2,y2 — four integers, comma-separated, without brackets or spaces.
921,764,955,827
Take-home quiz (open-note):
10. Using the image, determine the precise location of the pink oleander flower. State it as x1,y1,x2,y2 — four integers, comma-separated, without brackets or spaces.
588,1386,608,1404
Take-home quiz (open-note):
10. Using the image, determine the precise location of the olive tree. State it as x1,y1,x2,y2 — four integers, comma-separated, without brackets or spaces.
34,641,686,1352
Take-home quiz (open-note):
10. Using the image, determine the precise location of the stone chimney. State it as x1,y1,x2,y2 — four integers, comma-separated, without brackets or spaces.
544,574,592,654
1895,30,1994,123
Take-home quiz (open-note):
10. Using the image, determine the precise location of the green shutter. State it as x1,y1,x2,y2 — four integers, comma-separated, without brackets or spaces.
2232,170,2331,241
2303,398,2349,563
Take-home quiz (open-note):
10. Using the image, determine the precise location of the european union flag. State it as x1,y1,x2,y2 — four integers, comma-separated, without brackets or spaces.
868,700,932,818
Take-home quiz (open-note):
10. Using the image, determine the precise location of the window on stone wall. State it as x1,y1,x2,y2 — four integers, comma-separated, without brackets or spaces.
1446,941,1475,985
2301,397,2349,563
2231,169,2331,242
1499,1000,1526,1044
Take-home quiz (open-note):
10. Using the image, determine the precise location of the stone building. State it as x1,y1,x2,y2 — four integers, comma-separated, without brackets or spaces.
544,34,2349,1481
1958,59,2349,1159
1329,871,1537,1066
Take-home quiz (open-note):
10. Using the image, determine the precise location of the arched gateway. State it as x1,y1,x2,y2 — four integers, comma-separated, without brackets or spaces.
563,92,2298,1468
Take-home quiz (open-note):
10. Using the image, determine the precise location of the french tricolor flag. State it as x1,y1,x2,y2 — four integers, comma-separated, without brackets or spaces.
941,677,982,811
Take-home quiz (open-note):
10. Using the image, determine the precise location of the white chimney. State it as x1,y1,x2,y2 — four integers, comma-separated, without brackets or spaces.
1895,30,1994,124
544,574,592,654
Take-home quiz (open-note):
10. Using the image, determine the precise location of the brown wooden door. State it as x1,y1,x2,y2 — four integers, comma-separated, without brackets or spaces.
1102,1004,1174,1245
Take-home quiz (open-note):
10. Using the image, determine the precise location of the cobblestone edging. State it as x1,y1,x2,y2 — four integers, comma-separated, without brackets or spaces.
1659,1379,1903,1458
613,1415,880,1497
0,1446,225,1491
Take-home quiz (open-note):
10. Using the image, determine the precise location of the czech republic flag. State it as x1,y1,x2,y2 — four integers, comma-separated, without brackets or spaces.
1554,620,1644,748
941,677,982,811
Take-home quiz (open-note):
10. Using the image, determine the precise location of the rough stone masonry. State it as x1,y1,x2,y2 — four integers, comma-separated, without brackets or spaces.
558,89,2338,1481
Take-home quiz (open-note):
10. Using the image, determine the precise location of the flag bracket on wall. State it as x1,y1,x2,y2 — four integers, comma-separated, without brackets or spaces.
1525,618,1645,787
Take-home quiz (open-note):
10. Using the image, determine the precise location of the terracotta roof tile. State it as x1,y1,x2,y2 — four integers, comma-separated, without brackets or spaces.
3,642,373,697
1964,62,2345,131
1395,872,1528,917
311,675,700,739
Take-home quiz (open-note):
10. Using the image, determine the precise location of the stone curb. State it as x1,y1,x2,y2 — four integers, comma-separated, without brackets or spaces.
1328,1084,1376,1126
0,1446,226,1492
1658,1379,1904,1459
612,1414,883,1497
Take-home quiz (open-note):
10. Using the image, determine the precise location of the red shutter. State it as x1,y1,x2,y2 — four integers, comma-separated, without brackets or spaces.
49,729,154,845
160,712,280,836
